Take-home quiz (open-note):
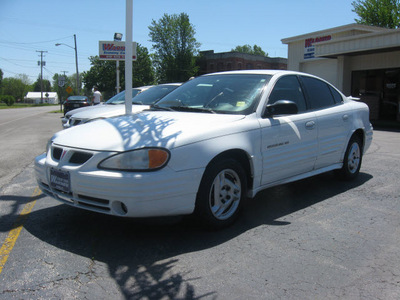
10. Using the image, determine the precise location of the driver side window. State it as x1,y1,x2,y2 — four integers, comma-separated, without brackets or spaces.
268,75,307,112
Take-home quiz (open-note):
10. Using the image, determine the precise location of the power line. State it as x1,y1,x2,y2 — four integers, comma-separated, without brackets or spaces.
0,35,73,45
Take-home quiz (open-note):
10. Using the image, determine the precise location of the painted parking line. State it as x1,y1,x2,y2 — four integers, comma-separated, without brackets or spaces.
0,187,40,274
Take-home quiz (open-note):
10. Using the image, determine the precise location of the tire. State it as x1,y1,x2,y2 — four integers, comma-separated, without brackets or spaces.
335,135,363,180
195,158,247,229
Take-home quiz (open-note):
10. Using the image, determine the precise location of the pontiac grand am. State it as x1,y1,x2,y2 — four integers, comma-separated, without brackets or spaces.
35,70,373,228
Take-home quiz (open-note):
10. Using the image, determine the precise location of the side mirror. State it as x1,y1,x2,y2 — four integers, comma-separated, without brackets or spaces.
263,100,298,118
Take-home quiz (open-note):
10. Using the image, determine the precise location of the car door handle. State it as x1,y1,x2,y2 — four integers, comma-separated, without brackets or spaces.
342,114,349,121
305,121,315,130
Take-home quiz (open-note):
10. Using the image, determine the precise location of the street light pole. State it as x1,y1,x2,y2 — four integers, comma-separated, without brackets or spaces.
125,0,133,115
114,33,123,94
55,34,80,94
73,34,80,94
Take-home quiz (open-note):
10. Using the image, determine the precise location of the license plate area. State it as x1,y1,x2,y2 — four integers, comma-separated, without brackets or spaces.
50,168,70,193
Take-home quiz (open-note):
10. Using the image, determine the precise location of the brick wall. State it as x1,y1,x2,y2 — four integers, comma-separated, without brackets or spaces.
198,51,287,75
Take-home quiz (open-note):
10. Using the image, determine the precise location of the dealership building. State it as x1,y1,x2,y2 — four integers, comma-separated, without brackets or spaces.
282,24,400,121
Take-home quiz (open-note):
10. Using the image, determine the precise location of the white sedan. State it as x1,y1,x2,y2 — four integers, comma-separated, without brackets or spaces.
61,85,153,128
35,70,373,228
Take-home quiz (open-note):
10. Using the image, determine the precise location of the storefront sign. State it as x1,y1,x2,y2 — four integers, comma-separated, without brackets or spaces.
99,41,137,61
304,35,331,59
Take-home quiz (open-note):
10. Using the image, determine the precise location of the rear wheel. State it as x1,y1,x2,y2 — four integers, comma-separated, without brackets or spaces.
336,135,363,180
195,159,247,229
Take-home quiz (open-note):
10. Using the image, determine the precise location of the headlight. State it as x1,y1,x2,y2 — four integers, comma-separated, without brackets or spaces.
98,148,170,171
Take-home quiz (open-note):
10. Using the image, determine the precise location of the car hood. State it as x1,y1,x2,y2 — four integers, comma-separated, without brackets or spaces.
69,104,149,120
52,111,248,151
65,104,103,117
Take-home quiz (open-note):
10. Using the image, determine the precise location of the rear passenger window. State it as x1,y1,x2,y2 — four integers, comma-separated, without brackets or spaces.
301,76,335,109
329,85,343,104
268,75,307,112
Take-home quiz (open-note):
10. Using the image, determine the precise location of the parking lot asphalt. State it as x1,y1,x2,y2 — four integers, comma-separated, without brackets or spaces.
0,109,399,299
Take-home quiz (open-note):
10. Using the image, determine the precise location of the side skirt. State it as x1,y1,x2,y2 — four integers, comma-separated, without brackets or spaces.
247,163,343,198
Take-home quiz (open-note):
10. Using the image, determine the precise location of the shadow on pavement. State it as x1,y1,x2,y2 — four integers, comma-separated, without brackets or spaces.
19,171,372,299
0,193,46,232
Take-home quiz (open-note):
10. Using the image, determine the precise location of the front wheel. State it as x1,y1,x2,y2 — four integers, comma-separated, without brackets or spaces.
335,135,363,180
195,159,247,229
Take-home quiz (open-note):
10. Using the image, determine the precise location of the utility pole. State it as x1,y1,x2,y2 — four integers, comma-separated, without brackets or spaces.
36,50,48,104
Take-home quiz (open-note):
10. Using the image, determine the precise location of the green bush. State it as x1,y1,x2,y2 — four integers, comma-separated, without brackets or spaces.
0,95,15,106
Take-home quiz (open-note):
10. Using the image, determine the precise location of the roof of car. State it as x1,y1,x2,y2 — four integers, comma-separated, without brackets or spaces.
67,95,88,99
203,69,309,77
133,85,153,91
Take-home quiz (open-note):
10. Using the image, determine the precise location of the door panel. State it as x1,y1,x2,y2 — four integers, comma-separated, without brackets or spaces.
314,104,352,169
259,111,317,185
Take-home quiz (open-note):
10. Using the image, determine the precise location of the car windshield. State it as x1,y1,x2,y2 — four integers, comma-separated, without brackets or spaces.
105,88,143,105
131,85,179,105
154,74,271,114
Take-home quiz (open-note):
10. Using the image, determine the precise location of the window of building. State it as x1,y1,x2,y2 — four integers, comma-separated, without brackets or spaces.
352,68,400,120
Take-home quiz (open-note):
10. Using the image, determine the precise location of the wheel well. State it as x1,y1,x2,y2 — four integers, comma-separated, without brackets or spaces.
352,129,365,152
205,149,253,190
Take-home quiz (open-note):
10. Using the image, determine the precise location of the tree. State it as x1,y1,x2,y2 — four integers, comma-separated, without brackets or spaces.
352,0,400,28
0,95,15,106
2,77,32,101
231,44,268,56
132,45,155,87
82,56,116,99
33,75,51,92
17,73,32,86
53,73,74,103
82,43,154,100
149,12,200,83
0,69,3,92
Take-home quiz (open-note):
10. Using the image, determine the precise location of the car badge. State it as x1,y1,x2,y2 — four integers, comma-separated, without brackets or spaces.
61,149,67,160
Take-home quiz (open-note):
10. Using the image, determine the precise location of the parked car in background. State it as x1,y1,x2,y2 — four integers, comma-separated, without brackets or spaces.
61,86,153,127
36,70,373,228
62,84,180,128
63,96,90,115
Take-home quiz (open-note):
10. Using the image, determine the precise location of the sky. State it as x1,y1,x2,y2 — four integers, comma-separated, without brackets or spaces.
0,0,358,83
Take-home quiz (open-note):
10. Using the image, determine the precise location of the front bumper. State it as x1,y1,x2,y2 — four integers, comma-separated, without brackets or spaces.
34,151,203,218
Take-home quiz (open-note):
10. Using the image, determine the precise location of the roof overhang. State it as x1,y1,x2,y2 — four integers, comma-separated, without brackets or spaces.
315,29,400,58
281,23,390,44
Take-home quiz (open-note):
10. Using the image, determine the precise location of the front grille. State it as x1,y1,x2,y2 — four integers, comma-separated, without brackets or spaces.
71,119,82,126
70,152,93,164
78,194,109,205
77,194,111,212
51,147,93,165
53,147,63,160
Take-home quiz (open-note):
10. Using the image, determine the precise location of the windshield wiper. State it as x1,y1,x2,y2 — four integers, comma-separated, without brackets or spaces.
150,104,175,111
132,101,143,105
169,106,216,114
